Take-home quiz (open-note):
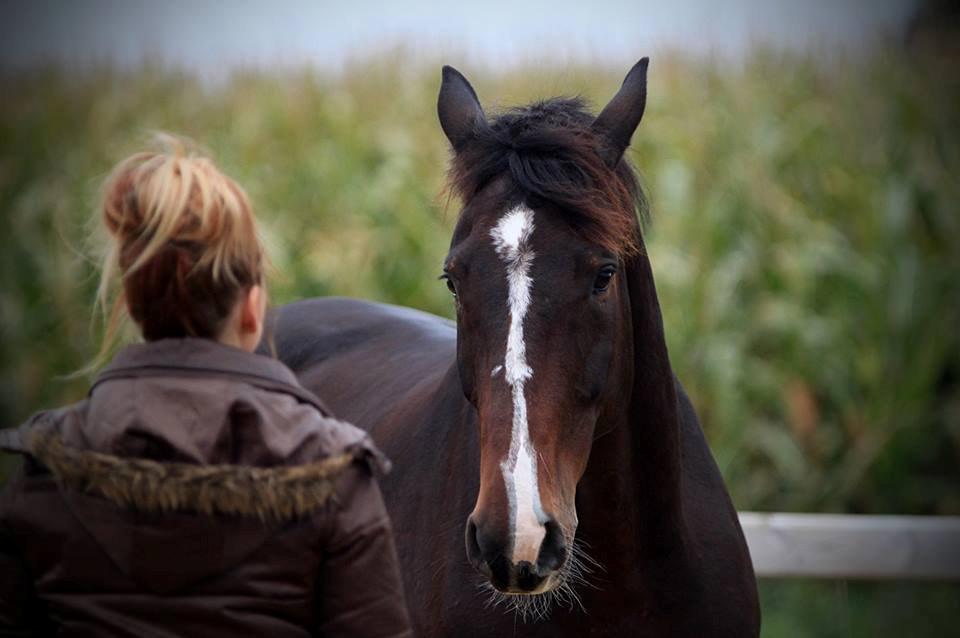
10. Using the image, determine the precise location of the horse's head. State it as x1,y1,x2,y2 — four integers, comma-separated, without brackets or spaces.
438,60,650,599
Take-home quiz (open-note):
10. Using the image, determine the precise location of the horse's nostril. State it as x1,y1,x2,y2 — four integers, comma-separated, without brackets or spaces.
465,518,483,566
465,517,498,580
537,519,568,573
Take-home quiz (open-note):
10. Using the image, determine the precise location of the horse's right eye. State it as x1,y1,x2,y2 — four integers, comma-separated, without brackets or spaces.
440,274,458,298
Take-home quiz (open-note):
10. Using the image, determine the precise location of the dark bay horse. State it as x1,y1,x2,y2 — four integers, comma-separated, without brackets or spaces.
270,59,760,637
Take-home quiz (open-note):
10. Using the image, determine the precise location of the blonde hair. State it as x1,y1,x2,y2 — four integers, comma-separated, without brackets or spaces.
92,134,264,367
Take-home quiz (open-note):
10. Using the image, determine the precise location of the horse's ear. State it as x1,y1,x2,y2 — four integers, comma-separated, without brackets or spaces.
438,65,488,153
592,57,649,167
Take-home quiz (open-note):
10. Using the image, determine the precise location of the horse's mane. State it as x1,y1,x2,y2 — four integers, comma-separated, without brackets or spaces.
446,97,647,255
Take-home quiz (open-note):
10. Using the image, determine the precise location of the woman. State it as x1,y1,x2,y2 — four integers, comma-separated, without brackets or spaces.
0,138,413,637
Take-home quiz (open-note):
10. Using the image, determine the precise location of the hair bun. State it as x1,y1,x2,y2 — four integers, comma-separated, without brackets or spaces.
101,157,148,240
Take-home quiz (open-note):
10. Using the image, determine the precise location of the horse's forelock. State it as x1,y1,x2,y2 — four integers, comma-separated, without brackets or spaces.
446,97,647,256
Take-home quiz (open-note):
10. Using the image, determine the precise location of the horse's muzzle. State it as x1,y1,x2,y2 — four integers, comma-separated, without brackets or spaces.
465,515,568,593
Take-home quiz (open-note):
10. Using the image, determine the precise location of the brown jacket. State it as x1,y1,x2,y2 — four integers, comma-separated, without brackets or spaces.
0,338,413,637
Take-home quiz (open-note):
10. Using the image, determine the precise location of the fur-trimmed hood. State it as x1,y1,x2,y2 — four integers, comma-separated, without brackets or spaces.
8,428,360,522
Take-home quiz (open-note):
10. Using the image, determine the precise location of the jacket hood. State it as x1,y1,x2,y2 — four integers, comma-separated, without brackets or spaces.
76,338,377,468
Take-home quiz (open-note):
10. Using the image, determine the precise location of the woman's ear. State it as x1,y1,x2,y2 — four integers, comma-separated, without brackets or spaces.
239,284,266,351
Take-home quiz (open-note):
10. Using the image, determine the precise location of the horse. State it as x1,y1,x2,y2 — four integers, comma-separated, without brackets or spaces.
268,58,760,637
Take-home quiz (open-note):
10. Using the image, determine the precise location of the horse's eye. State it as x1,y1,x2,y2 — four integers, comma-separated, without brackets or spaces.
593,266,616,293
440,274,458,298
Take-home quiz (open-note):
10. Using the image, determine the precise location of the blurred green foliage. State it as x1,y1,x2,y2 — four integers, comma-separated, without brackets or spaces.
1,46,958,636
760,580,960,637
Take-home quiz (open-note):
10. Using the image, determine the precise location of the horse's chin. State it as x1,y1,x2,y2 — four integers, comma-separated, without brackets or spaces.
480,573,572,623
495,573,561,596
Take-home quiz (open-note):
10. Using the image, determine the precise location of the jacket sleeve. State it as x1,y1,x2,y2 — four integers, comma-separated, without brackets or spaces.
0,466,45,636
314,459,413,638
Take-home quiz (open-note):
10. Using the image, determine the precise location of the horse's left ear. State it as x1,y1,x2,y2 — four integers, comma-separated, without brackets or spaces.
438,65,489,153
591,57,649,167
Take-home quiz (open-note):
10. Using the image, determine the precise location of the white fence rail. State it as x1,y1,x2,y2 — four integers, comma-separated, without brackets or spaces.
740,512,960,580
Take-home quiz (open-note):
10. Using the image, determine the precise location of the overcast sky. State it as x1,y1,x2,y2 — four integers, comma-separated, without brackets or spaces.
1,0,919,72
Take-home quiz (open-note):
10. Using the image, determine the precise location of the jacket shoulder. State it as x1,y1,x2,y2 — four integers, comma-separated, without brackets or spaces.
240,381,391,476
295,407,391,477
0,403,87,456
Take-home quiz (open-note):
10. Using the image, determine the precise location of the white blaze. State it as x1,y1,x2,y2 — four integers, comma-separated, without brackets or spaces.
490,205,546,565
